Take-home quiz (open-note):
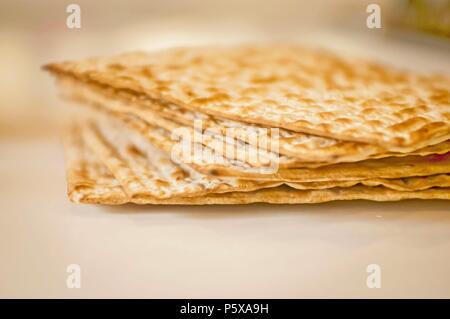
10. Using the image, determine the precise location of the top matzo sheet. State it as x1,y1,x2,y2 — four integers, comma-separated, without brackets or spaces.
44,45,450,151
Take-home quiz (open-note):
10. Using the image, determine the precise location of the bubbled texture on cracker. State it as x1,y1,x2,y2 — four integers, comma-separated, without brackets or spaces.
46,45,450,151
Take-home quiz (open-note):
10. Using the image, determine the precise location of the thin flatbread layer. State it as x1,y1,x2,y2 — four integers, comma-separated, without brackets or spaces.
56,75,450,167
80,112,450,192
45,46,450,151
64,127,450,205
63,124,129,204
89,106,450,183
287,174,450,191
80,120,282,200
71,112,450,194
60,76,294,169
55,74,383,164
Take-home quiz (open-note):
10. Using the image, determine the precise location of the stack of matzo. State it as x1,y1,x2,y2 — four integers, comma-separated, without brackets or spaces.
43,45,450,205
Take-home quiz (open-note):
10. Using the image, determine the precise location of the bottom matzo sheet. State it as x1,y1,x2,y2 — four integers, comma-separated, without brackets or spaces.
63,122,450,205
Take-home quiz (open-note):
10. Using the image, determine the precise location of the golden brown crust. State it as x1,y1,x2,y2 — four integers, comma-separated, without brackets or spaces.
45,45,450,151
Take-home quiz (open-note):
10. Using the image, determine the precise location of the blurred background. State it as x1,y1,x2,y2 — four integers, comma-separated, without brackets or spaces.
1,0,450,298
0,0,449,138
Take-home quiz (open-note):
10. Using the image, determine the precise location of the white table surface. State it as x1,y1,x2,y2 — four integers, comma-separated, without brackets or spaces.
1,137,449,298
